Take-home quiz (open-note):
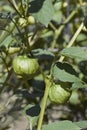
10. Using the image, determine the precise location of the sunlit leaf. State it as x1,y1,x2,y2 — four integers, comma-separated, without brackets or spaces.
52,62,80,82
42,120,80,130
29,0,54,26
74,120,87,129
61,47,87,60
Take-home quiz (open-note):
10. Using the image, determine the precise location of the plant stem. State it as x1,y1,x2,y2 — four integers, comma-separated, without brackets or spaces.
36,10,80,130
59,22,84,62
12,0,19,11
49,22,56,31
24,27,34,56
39,66,46,81
8,0,21,16
78,0,83,5
37,77,52,130
51,9,77,49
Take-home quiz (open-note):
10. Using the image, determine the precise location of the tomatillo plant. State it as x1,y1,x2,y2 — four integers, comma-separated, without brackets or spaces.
0,1,87,130
12,55,39,79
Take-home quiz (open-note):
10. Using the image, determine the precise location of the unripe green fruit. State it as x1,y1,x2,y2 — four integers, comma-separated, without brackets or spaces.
49,84,71,104
18,17,27,28
69,90,80,105
12,55,39,79
27,16,35,25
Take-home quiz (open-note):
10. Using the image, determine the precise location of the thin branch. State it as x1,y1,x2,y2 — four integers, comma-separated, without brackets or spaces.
59,22,84,62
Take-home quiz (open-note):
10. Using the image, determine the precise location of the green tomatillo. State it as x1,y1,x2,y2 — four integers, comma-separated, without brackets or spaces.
69,90,81,105
18,17,27,28
27,16,35,25
49,84,71,104
12,55,39,79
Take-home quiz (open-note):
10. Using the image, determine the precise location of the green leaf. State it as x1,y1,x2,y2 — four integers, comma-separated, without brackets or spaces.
42,121,80,130
53,11,62,23
54,1,62,11
0,73,8,84
76,33,87,42
0,35,14,47
52,62,80,82
32,49,54,57
0,22,15,44
71,82,87,90
61,47,87,60
29,0,54,26
74,120,87,129
53,1,62,23
23,104,40,127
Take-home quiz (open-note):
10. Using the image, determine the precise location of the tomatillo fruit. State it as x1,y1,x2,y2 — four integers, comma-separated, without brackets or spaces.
12,55,39,79
27,16,35,25
18,17,27,28
49,84,71,104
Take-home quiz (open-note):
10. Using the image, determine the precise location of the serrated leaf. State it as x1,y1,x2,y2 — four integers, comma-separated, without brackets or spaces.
74,120,87,129
42,120,80,130
52,62,80,82
29,0,54,26
61,47,87,60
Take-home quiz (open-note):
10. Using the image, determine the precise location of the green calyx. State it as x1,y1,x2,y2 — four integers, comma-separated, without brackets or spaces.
12,55,39,79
